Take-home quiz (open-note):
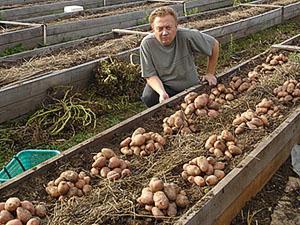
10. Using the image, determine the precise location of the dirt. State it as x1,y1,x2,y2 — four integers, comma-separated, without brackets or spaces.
0,0,61,10
259,0,299,5
231,158,300,225
0,5,283,87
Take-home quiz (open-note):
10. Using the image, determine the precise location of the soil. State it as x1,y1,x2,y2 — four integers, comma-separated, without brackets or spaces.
231,158,300,225
0,5,285,87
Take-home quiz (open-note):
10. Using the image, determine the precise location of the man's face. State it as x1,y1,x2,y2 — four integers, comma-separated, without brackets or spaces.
152,14,177,46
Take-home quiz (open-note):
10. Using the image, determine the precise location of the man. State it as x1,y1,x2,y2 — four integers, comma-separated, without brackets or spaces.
140,6,219,107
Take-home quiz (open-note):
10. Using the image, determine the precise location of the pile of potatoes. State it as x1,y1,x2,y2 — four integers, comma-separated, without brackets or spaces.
181,156,225,187
273,79,300,103
120,127,166,157
209,83,235,104
91,147,131,180
46,170,92,200
229,76,256,93
252,53,288,75
137,178,189,218
205,130,242,159
0,197,46,225
162,110,197,135
181,92,221,118
256,98,280,117
233,109,269,135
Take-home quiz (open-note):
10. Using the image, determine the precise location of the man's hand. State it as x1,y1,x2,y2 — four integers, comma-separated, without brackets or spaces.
159,92,169,103
203,74,217,86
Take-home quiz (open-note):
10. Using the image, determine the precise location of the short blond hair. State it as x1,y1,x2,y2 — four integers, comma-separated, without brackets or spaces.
149,6,178,25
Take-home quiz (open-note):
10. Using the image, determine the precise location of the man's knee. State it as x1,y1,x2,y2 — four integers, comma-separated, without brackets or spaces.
141,85,159,107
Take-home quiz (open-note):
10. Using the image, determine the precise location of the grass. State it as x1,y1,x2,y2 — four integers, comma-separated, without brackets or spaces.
0,18,299,169
0,43,26,57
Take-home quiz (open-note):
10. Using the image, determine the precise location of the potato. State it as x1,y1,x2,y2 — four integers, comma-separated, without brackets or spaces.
181,171,188,180
99,148,115,159
26,217,41,225
205,135,217,149
194,176,205,187
163,126,173,135
79,185,90,195
213,148,224,158
207,156,216,165
61,170,78,182
196,157,209,172
246,122,257,130
228,145,242,155
207,101,220,110
184,92,198,104
213,141,226,152
175,194,189,207
225,93,234,101
75,179,86,189
131,127,145,138
16,207,32,223
151,207,165,218
20,201,35,215
225,151,233,160
90,167,99,176
140,188,154,205
58,181,70,195
250,118,264,127
184,103,195,115
106,171,120,180
117,169,129,178
206,164,214,175
260,115,269,126
185,165,201,176
180,127,192,135
205,175,219,186
108,157,121,169
167,202,177,217
153,191,169,210
195,108,207,117
233,116,246,126
120,147,132,156
35,204,47,218
47,180,55,187
54,177,65,186
0,210,14,224
6,219,23,225
174,116,184,128
144,205,153,212
163,183,178,201
214,170,225,180
235,125,245,135
5,197,21,212
130,134,146,146
221,130,235,142
194,94,209,109
154,134,166,146
67,187,79,197
120,137,131,148
149,178,164,192
213,162,225,170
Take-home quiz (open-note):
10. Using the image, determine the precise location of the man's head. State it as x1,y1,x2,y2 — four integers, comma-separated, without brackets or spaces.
149,6,178,46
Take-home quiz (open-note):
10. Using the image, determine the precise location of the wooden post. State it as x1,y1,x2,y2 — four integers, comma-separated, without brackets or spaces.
112,28,151,36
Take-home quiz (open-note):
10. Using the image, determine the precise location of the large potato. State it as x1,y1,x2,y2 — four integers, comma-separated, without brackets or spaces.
101,148,116,159
16,207,32,224
21,201,35,215
153,191,169,210
175,194,189,208
151,207,164,218
149,178,164,192
26,217,41,225
5,197,21,212
167,202,177,217
61,170,79,182
163,183,178,201
35,204,47,218
139,188,153,205
6,219,23,225
0,210,14,224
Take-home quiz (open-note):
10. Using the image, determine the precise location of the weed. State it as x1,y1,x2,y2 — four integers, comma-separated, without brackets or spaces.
186,7,200,16
0,43,25,57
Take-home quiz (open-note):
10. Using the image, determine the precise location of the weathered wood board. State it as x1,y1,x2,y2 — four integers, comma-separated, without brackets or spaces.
0,0,141,20
0,0,232,52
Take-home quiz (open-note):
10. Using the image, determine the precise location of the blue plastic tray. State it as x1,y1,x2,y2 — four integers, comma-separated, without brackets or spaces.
0,149,60,183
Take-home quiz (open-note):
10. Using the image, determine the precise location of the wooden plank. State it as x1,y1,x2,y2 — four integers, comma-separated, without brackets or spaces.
177,107,300,225
271,44,300,52
112,28,150,35
276,33,300,46
283,2,300,21
239,3,281,8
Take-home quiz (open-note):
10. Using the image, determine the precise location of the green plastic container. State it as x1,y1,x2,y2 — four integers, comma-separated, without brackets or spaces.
0,149,60,183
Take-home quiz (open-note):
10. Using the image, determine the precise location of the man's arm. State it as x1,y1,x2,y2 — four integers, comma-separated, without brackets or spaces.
146,76,169,102
203,39,219,86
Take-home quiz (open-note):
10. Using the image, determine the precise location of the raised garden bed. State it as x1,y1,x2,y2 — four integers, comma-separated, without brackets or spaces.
1,3,296,123
0,45,299,225
0,0,141,20
0,0,231,53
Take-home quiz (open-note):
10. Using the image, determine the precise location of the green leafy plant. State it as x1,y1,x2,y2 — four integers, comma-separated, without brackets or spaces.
0,43,25,57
